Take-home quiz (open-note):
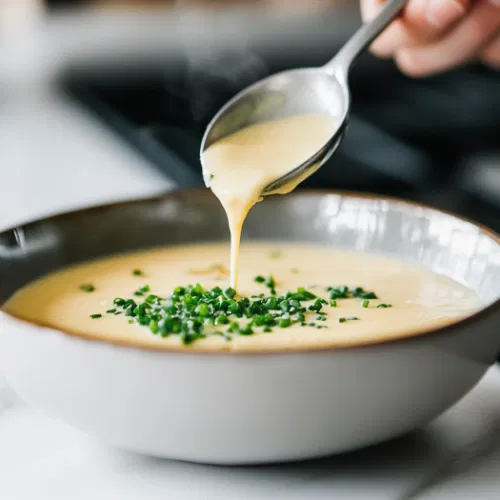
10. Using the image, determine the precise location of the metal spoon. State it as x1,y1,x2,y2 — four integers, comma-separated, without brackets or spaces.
201,0,407,194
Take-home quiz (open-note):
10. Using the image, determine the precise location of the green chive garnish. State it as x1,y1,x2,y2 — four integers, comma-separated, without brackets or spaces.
377,303,392,308
95,280,380,344
269,249,282,259
132,269,144,276
239,325,254,336
279,318,291,328
327,286,377,300
80,284,95,292
362,300,369,308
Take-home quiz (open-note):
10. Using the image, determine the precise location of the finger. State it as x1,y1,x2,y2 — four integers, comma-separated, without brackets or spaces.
370,19,414,57
395,0,500,77
426,0,470,28
481,31,500,67
365,0,470,57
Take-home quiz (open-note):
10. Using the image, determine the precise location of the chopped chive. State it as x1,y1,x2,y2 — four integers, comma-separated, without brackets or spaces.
227,322,240,334
134,284,151,297
268,249,282,259
329,286,348,300
279,318,292,328
197,303,210,317
266,277,276,286
101,278,379,345
327,286,378,300
90,313,102,319
256,275,277,295
215,314,229,325
377,303,392,308
361,300,369,308
239,325,254,336
308,298,325,313
79,284,95,293
132,269,144,276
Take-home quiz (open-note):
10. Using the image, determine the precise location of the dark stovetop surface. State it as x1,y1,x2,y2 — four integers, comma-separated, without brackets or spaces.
60,53,500,232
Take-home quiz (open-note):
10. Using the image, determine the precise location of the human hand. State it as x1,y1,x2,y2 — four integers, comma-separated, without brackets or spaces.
361,0,500,76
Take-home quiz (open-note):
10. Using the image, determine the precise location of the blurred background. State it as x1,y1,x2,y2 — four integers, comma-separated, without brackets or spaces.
1,0,499,231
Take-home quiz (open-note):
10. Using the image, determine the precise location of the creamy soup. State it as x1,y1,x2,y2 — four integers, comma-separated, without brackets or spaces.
203,114,335,289
4,243,479,352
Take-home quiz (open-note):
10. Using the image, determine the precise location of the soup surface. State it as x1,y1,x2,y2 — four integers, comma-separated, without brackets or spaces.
4,242,479,352
203,114,335,289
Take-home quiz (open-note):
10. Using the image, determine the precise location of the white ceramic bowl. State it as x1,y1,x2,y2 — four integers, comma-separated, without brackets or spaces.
1,190,499,464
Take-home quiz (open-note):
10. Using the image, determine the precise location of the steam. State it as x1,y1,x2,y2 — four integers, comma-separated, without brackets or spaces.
167,3,269,124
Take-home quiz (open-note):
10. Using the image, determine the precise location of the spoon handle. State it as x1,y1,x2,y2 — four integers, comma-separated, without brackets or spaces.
324,0,407,79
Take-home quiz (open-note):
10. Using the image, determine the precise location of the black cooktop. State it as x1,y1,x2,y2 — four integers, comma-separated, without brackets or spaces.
60,52,500,232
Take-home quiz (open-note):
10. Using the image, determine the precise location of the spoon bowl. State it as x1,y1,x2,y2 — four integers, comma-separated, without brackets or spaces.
200,0,407,194
201,67,349,194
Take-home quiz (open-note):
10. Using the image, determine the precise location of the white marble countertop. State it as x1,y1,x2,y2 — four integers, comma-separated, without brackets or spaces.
2,92,500,500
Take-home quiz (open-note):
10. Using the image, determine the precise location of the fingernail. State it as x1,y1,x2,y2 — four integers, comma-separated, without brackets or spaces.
427,0,465,28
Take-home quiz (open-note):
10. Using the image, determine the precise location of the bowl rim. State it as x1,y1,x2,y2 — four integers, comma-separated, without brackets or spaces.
2,188,500,355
